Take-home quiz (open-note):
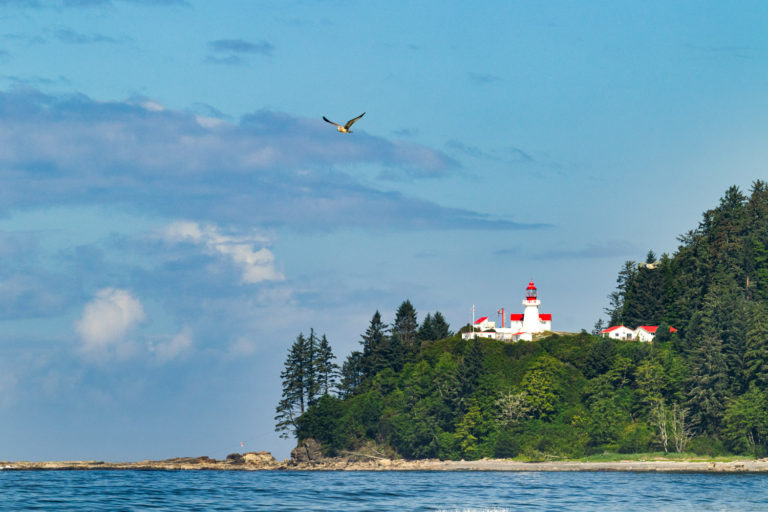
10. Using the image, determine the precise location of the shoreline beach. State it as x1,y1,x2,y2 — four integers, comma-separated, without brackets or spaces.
3,456,768,473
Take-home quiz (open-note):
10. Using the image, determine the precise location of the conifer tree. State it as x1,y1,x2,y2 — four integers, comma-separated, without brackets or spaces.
360,310,388,377
606,261,637,325
274,329,334,438
622,253,665,328
315,334,339,396
431,311,452,339
393,300,419,351
459,339,484,399
418,313,435,342
386,331,405,373
592,319,606,336
275,332,310,438
305,329,320,408
338,350,364,398
745,302,768,388
686,335,729,435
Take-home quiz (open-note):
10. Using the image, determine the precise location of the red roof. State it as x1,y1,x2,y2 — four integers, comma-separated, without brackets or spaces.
600,325,625,333
638,325,678,333
539,314,552,321
510,314,524,321
513,332,525,336
526,281,536,290
474,316,488,324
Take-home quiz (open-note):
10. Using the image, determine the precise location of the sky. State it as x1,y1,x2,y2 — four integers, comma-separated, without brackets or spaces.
1,0,767,462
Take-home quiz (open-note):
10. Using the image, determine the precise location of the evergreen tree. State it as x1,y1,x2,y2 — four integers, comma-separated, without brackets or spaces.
584,337,617,379
747,180,768,299
315,334,339,396
745,302,768,387
459,339,484,399
418,313,435,342
338,350,364,398
622,256,665,328
360,310,389,378
655,321,672,344
393,300,419,352
386,331,406,373
275,332,311,438
305,329,320,408
431,311,452,339
592,319,606,336
722,385,768,456
686,335,729,435
606,261,637,325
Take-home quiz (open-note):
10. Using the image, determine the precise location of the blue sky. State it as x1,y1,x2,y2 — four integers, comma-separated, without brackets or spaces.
1,0,768,461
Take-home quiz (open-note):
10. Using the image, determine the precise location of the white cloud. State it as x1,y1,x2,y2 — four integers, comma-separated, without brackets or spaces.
150,328,193,363
75,288,145,360
0,89,546,232
164,221,284,284
227,336,258,358
140,100,164,111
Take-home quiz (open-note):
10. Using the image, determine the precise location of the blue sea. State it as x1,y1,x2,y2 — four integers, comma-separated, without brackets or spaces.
1,470,766,511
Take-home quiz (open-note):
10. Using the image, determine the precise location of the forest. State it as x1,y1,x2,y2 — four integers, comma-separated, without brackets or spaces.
275,182,768,460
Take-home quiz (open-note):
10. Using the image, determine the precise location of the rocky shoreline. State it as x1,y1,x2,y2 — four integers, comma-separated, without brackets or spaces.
3,453,768,473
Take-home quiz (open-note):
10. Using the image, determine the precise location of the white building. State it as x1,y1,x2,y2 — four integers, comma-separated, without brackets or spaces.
463,281,552,342
473,316,495,331
600,325,678,342
600,325,636,341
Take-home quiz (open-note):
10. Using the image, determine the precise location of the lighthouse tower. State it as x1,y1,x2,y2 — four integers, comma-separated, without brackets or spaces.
522,281,541,333
505,281,552,341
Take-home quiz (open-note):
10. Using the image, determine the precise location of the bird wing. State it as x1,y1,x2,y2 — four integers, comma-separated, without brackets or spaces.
323,116,341,127
344,112,365,129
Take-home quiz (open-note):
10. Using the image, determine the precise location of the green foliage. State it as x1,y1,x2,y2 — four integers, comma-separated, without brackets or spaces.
520,355,567,419
493,428,520,458
393,300,419,354
584,338,617,379
360,310,390,378
722,386,768,456
315,334,339,396
289,186,768,461
686,336,729,434
617,422,655,454
275,329,337,439
338,350,364,397
604,182,768,440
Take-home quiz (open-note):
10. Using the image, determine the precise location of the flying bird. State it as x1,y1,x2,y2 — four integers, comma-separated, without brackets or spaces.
323,112,365,133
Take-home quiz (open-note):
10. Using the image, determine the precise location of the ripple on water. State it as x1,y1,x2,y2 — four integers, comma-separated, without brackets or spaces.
1,470,767,511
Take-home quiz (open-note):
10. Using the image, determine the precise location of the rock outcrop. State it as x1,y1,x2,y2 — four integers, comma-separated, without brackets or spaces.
0,452,283,471
290,439,325,464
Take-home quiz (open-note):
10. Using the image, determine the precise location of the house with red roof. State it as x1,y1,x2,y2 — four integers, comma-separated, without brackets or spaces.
600,325,635,341
473,316,495,331
600,325,677,342
635,325,678,342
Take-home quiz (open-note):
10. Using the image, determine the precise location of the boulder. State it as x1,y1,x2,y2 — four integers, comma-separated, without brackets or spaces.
226,453,245,464
290,438,325,464
243,452,277,465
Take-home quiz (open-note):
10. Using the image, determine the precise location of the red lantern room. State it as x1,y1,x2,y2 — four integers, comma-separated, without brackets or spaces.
526,281,537,301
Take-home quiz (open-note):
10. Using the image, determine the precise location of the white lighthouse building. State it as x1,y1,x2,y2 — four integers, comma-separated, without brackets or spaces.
508,281,552,341
464,281,552,342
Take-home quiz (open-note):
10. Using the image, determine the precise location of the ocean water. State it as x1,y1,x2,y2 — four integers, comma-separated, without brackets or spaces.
0,470,766,511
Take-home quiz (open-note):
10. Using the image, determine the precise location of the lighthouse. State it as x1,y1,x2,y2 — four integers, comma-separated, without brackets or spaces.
463,281,553,342
507,281,552,341
522,281,542,333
